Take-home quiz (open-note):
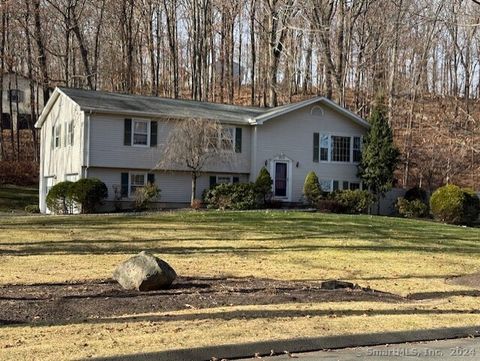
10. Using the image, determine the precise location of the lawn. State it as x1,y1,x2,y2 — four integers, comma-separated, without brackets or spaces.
1,211,480,360
0,185,38,213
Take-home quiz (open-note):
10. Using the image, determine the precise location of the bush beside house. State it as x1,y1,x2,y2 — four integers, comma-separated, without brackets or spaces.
430,184,480,225
303,171,322,206
46,178,108,214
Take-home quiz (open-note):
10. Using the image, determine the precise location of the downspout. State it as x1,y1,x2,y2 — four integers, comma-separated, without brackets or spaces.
85,110,91,178
250,125,258,182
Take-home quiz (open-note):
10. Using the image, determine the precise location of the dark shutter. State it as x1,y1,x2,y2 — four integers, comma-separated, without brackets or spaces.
333,180,339,191
233,176,239,183
235,127,242,153
124,119,132,146
209,176,216,188
313,133,319,162
150,121,158,147
147,173,155,185
121,173,129,197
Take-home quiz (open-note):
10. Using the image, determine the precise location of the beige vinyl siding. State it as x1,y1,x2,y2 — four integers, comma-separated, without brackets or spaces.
88,114,251,174
39,93,85,213
87,168,249,204
253,104,367,202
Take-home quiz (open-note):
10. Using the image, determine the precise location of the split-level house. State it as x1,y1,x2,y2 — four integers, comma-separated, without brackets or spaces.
35,87,370,213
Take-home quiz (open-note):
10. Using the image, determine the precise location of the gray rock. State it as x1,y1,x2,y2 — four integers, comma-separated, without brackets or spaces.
113,251,177,291
320,280,356,290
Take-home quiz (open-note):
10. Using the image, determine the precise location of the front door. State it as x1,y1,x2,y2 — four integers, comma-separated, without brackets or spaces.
274,162,288,198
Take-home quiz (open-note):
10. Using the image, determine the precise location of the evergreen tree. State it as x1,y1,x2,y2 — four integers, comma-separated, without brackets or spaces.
358,99,400,212
303,171,322,205
254,167,273,206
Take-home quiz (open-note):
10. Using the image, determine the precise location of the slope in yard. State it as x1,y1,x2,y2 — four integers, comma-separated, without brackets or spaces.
0,185,38,213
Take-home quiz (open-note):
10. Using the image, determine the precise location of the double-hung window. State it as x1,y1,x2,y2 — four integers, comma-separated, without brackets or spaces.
353,136,362,162
67,121,74,146
130,173,146,196
55,124,61,148
220,128,234,151
331,136,351,162
133,120,149,146
320,134,329,161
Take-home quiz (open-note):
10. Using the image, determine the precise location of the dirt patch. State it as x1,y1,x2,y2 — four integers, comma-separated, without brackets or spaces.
0,276,402,326
447,272,480,289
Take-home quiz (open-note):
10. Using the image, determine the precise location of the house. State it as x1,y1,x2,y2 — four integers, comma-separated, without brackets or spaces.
35,87,369,213
1,72,44,131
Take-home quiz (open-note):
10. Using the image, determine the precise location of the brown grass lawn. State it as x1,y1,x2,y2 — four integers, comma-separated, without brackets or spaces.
1,211,480,360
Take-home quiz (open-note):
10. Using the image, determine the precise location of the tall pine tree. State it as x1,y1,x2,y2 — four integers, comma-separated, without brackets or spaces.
358,98,400,213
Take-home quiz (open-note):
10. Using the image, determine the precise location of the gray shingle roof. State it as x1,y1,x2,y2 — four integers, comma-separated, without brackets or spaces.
36,87,369,129
58,87,267,124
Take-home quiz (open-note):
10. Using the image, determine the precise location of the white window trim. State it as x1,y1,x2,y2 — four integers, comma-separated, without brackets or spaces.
216,175,234,184
219,127,236,152
67,121,74,146
132,119,151,147
128,172,147,198
317,133,363,165
55,124,61,148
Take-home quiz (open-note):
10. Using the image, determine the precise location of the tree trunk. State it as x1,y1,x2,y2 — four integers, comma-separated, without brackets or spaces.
191,172,197,206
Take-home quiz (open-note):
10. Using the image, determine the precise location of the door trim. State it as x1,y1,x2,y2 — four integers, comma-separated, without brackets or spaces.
270,158,292,202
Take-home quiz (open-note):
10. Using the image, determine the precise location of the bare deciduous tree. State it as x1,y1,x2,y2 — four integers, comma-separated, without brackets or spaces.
158,118,235,205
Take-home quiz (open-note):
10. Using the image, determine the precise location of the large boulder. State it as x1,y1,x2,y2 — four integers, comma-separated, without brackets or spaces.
113,251,177,291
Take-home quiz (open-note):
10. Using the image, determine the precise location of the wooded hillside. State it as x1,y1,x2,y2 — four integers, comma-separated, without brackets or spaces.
0,0,479,191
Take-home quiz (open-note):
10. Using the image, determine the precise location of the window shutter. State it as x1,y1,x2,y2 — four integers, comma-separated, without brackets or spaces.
150,121,157,147
232,176,239,184
124,119,132,146
235,127,242,153
121,173,129,197
209,176,216,188
313,133,319,162
147,173,155,185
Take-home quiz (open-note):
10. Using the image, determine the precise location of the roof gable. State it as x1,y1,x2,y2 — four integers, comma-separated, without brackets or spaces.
253,97,370,129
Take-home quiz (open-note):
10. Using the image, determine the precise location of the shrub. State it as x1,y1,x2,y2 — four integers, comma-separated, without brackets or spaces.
430,184,480,225
405,186,428,204
133,183,160,211
46,181,74,214
333,189,374,214
463,189,480,225
191,199,203,210
69,178,108,214
303,171,322,205
25,204,40,213
396,197,429,218
204,183,257,210
254,167,273,206
316,199,345,213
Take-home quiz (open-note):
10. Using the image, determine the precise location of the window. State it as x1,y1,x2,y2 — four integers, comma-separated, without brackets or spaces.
353,136,362,162
320,179,332,192
133,120,149,146
220,128,234,150
342,181,349,190
67,121,74,146
8,89,24,103
320,134,329,161
1,113,11,129
332,136,351,162
17,114,32,130
130,173,146,196
333,180,339,191
216,176,232,184
55,124,61,148
65,173,78,182
350,182,361,190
